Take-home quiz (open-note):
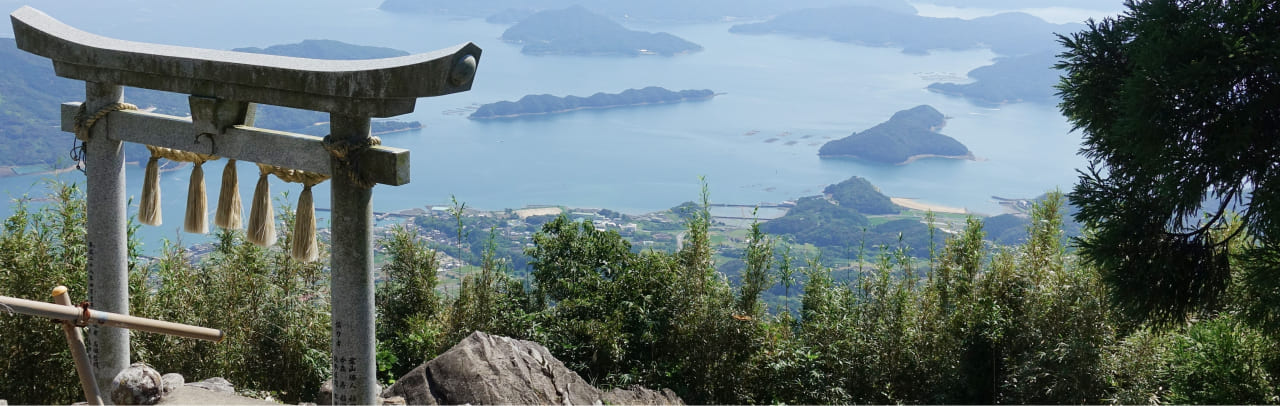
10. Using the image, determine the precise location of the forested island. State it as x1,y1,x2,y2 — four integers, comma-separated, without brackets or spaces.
469,87,715,120
819,105,972,164
927,50,1061,107
0,38,420,167
500,6,701,56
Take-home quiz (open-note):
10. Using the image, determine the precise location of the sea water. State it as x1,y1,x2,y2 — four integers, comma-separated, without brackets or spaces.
0,0,1114,251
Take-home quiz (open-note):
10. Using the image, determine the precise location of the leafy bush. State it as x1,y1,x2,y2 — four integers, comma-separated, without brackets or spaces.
1165,316,1277,404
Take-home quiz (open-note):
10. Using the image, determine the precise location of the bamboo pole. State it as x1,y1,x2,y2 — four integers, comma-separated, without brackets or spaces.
0,293,223,342
52,286,103,406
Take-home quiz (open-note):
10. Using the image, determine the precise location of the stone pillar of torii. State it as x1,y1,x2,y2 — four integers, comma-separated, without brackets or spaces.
10,6,480,404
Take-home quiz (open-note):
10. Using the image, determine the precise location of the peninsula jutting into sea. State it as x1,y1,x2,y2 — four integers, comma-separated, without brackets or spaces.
469,87,716,120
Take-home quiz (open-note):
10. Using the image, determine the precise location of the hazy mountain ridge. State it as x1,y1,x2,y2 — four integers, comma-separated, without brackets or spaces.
379,0,918,23
730,7,1081,56
925,0,1121,10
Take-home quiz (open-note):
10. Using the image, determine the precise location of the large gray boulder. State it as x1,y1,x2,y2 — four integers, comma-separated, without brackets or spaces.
382,331,683,405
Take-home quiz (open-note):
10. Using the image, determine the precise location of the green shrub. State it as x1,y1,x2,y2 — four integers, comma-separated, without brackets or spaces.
0,182,89,404
1166,316,1277,404
131,202,331,403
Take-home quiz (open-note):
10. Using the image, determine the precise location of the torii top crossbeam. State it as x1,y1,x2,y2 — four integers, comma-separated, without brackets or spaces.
10,6,481,405
11,6,479,117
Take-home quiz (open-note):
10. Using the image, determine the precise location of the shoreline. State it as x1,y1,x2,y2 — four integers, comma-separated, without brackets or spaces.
0,124,422,180
890,197,967,214
896,152,977,165
0,163,80,179
819,152,976,165
371,122,424,136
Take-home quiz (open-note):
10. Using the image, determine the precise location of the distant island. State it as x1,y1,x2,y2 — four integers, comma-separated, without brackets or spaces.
500,6,702,56
469,87,715,120
729,7,1080,56
926,50,1061,107
232,40,422,136
818,105,973,165
232,39,409,60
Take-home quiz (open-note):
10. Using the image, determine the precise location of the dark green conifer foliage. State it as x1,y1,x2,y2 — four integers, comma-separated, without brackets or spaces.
1057,0,1280,326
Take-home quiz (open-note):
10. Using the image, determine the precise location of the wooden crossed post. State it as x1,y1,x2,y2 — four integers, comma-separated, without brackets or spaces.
10,6,480,404
0,286,224,405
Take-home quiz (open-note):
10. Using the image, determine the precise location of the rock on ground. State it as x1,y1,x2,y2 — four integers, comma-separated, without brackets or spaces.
157,385,278,406
603,385,685,405
111,363,164,405
107,368,274,406
382,331,684,405
161,373,184,397
185,377,235,394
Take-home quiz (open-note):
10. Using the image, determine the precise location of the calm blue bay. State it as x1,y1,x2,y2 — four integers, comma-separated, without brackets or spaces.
0,0,1105,251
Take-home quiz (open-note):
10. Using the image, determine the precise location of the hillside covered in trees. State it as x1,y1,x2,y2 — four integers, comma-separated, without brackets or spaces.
0,38,88,167
819,105,971,164
759,176,941,257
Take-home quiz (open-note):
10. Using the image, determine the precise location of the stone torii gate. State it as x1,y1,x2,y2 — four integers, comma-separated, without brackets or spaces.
10,6,479,404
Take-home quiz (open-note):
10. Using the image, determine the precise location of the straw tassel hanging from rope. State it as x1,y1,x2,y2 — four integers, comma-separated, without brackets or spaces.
248,163,328,262
136,146,219,233
247,164,276,247
184,156,211,234
138,146,163,226
292,178,323,262
214,159,242,230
